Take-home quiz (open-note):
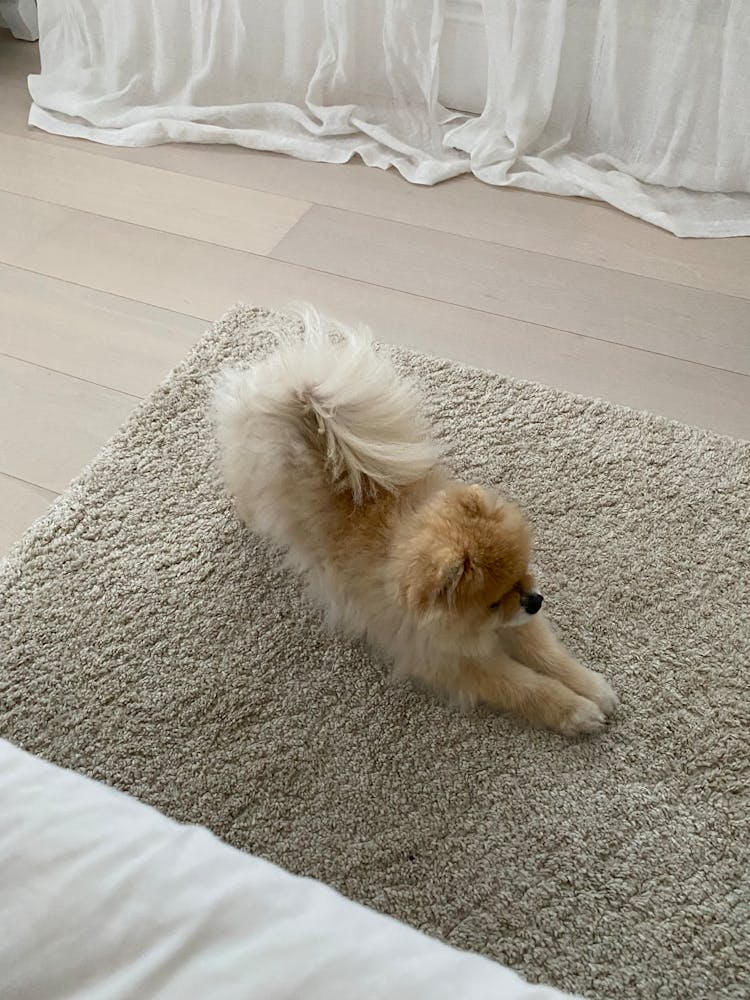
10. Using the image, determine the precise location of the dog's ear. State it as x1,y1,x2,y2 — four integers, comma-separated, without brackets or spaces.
457,485,485,517
403,552,472,611
438,555,471,603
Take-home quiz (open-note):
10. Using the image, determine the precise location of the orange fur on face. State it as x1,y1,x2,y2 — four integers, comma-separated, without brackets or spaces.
399,485,533,626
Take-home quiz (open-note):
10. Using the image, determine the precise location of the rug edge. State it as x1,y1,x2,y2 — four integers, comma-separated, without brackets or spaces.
2,300,747,584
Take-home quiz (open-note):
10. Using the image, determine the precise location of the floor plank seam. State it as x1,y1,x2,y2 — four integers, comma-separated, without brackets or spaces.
0,469,59,497
0,351,145,400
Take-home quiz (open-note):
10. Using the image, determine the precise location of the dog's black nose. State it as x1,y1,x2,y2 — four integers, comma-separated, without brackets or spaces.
523,592,543,615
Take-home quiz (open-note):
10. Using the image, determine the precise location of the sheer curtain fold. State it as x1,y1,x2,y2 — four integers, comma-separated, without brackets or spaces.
28,0,750,236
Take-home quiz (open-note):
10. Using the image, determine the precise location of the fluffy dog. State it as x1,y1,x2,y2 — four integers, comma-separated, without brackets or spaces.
214,308,617,736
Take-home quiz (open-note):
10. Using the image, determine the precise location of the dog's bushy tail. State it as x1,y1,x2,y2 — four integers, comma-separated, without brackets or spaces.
215,305,440,504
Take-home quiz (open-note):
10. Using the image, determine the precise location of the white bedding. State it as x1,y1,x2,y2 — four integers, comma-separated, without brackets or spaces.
0,740,584,999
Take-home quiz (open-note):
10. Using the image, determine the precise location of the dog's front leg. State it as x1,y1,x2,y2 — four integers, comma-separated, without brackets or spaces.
459,658,606,737
503,616,618,718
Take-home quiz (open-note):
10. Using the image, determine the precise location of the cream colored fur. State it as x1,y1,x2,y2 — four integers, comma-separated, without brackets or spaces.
214,307,617,736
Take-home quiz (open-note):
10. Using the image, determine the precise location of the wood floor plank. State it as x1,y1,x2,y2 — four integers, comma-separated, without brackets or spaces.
0,473,56,557
0,354,138,493
0,264,208,397
0,192,252,318
5,191,748,382
0,133,310,254
3,34,748,299
0,190,745,438
273,207,750,374
97,147,749,300
0,183,72,258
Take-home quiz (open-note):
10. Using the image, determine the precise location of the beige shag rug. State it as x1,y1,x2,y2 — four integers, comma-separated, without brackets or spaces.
1,306,748,1000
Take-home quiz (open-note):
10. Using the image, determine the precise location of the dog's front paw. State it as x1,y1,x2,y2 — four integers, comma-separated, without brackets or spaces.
586,673,619,717
556,696,607,738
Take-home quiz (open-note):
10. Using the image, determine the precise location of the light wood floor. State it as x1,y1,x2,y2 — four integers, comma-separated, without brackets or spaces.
1,31,749,556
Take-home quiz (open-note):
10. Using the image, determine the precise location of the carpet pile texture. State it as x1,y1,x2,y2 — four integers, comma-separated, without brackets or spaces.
1,306,747,999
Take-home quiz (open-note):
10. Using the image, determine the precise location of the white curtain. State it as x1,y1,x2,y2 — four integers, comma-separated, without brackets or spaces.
448,0,750,236
29,0,750,236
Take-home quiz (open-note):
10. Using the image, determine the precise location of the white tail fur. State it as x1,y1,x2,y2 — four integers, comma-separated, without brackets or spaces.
214,305,440,505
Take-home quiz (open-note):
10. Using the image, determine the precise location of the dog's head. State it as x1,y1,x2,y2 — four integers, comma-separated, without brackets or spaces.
399,485,542,629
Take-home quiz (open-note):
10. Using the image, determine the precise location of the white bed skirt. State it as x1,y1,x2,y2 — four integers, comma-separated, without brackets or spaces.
26,0,750,237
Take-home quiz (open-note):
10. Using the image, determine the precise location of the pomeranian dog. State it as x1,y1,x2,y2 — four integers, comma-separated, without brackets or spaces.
214,307,617,736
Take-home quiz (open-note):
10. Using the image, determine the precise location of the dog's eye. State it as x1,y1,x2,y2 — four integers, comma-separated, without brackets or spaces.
488,600,501,610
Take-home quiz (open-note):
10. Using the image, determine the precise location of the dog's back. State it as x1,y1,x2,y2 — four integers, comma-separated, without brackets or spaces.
213,306,439,565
